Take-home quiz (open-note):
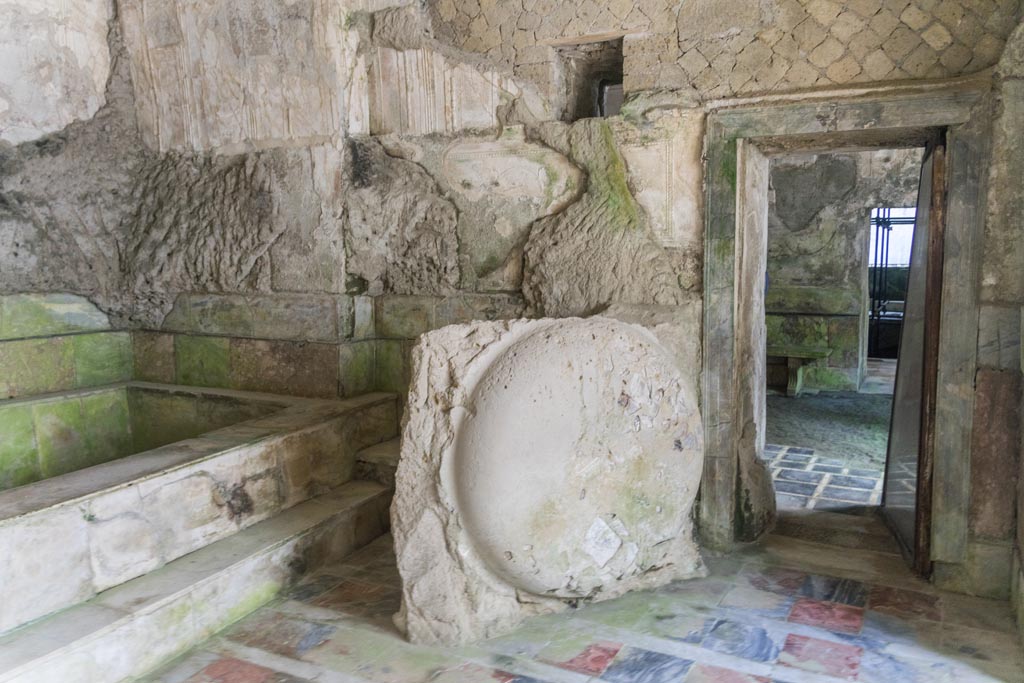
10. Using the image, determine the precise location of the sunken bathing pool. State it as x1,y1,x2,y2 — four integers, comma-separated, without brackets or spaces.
0,381,397,633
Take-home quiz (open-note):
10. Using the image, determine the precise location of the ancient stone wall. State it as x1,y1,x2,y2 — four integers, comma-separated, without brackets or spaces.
0,18,146,322
117,0,362,153
766,148,922,391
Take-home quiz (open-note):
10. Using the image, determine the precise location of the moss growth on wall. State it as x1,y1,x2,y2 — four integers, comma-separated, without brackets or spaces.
0,404,39,488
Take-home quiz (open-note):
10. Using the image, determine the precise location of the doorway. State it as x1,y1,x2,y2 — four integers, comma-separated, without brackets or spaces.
761,143,945,573
759,149,917,496
699,89,986,577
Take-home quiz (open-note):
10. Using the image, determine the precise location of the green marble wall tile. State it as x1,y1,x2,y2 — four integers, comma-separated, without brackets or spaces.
375,339,410,395
33,398,90,478
72,332,132,387
189,295,254,337
375,296,436,339
0,337,75,399
0,404,40,490
339,341,375,397
81,389,133,465
227,338,338,398
128,389,200,452
175,335,230,387
132,331,176,383
0,294,110,340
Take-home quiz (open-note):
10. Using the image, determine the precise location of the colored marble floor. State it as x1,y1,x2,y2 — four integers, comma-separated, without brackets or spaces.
860,360,897,396
764,445,884,512
766,393,891,469
144,532,1023,683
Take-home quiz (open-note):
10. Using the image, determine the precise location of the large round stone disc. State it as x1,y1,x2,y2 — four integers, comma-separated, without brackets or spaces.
452,318,703,598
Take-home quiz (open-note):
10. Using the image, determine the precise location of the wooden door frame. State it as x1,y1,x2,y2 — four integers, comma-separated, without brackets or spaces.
700,80,991,571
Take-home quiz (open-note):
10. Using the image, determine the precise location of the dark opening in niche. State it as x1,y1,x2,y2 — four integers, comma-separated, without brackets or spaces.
556,38,624,121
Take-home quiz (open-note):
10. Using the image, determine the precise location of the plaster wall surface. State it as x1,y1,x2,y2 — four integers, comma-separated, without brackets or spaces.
0,0,112,145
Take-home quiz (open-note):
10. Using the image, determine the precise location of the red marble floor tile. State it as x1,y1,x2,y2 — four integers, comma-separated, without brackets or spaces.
787,598,865,635
867,585,941,621
778,633,862,680
553,641,622,675
187,657,286,683
740,566,808,596
685,662,771,682
308,578,389,609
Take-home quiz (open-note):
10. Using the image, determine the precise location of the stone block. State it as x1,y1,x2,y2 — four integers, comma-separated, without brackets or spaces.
766,314,829,349
33,397,89,478
248,295,341,342
374,339,410,395
0,294,110,340
83,486,163,592
864,49,897,80
368,47,542,135
969,368,1020,540
827,316,862,368
228,338,339,399
175,335,231,388
0,403,40,490
826,55,863,82
160,295,193,332
0,337,75,399
982,79,1024,304
118,0,354,152
353,296,375,340
934,539,1014,599
339,342,376,398
128,389,199,452
375,296,437,339
81,389,134,466
0,507,93,633
72,332,133,388
188,295,254,337
977,306,1021,370
802,365,859,391
809,37,846,68
766,285,862,316
393,318,704,644
132,331,177,384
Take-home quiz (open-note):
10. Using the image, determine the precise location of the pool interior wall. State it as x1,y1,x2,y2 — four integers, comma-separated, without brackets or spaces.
0,384,286,491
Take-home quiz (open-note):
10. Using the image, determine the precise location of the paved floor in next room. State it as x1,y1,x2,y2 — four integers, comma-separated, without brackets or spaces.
146,523,1023,683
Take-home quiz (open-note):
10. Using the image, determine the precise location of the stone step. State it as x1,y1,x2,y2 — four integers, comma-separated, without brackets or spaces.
0,480,391,683
0,392,398,636
355,437,400,488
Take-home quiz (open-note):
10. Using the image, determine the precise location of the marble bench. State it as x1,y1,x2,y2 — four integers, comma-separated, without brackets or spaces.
767,345,833,397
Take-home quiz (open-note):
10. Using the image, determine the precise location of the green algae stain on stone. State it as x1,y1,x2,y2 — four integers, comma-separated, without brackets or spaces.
0,337,75,398
34,398,90,478
0,404,40,490
594,121,640,228
72,332,132,387
175,335,230,387
374,340,408,395
81,388,133,465
339,341,375,398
